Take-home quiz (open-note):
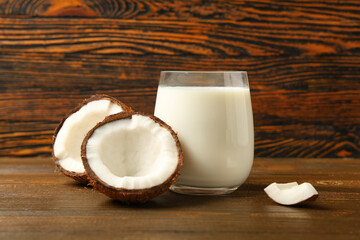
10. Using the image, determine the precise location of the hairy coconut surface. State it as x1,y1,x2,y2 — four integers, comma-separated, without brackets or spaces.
81,112,183,203
53,95,132,183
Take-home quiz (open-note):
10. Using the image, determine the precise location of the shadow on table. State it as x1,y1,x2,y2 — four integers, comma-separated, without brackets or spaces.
63,177,331,211
290,203,330,211
108,191,228,209
104,182,265,209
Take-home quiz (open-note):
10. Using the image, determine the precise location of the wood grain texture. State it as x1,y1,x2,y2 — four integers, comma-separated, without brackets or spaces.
0,17,359,57
0,1,359,158
0,156,359,239
1,0,360,22
0,53,359,157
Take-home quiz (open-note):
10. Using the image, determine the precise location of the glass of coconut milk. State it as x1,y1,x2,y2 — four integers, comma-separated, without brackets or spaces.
154,71,254,195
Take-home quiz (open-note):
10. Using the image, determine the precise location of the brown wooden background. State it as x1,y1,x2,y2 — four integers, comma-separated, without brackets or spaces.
0,0,359,158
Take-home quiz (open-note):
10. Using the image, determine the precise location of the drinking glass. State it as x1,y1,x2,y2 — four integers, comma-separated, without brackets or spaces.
154,71,254,195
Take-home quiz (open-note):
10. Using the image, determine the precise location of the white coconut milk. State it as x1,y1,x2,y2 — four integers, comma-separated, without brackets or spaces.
154,86,254,187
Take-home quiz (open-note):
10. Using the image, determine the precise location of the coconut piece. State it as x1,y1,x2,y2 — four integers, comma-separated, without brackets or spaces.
81,112,183,203
53,95,132,183
264,182,319,206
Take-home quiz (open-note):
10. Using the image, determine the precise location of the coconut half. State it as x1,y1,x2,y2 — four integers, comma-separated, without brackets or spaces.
53,95,132,183
264,182,319,206
81,112,183,203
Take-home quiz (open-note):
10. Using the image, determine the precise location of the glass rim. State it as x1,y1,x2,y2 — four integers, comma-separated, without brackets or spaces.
161,71,247,74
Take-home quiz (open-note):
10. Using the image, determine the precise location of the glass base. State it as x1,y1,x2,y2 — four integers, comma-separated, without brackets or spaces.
169,183,239,196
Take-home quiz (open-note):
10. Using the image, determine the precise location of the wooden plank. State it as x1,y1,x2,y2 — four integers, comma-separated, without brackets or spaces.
0,17,358,57
0,156,359,239
255,125,360,158
0,0,359,23
0,52,359,91
1,76,359,124
1,121,358,158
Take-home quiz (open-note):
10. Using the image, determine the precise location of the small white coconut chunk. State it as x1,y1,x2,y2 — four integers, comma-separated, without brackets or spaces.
85,115,179,190
264,182,319,205
54,100,124,173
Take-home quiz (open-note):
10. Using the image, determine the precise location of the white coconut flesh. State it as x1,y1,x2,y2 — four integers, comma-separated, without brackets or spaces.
264,182,319,205
54,100,124,174
84,115,179,190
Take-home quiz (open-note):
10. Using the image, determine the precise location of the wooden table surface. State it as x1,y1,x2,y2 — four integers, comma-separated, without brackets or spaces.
0,157,359,239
